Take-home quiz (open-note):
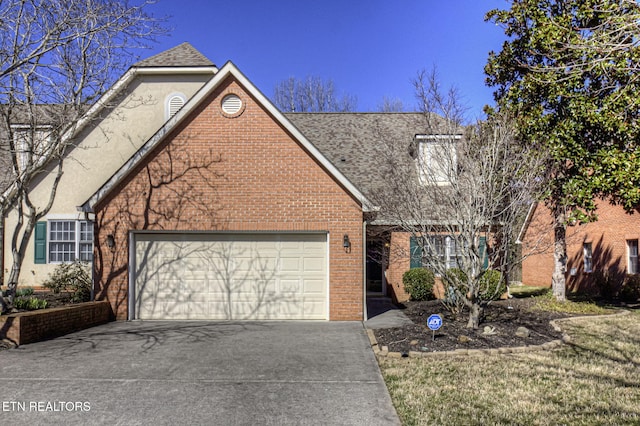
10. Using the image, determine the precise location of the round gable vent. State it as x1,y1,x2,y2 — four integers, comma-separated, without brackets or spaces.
221,94,243,116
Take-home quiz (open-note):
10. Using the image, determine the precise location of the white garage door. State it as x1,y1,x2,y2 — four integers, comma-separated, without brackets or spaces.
132,233,328,320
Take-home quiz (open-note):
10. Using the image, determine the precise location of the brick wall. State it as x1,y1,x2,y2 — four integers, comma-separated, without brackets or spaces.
0,301,112,346
386,231,411,302
522,200,640,295
94,77,364,320
386,231,447,302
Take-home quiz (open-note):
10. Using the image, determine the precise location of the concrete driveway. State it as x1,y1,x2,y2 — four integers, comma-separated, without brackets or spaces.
0,321,400,425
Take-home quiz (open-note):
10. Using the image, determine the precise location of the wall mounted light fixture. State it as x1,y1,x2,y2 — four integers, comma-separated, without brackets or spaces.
106,234,116,250
343,234,351,253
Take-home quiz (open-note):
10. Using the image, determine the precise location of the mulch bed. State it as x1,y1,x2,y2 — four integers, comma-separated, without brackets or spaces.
373,298,573,354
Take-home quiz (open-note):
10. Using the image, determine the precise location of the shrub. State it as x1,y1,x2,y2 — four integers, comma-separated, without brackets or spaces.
42,260,91,303
15,287,35,297
14,297,48,310
620,275,640,303
479,269,506,301
443,268,468,290
402,268,435,301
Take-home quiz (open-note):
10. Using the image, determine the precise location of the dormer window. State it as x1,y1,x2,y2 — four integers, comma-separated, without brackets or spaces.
12,125,54,171
166,93,186,119
415,134,461,185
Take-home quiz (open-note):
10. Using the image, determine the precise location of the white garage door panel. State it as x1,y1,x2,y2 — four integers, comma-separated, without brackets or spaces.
134,233,327,320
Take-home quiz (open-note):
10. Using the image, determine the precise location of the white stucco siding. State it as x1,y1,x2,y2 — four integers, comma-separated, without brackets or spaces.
3,72,213,287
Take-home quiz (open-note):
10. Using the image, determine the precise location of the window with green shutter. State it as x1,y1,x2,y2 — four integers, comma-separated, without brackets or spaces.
34,221,47,264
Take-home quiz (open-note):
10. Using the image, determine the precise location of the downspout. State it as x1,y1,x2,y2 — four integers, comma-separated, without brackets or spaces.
128,231,135,321
363,219,368,321
0,215,4,286
381,239,387,297
82,210,96,301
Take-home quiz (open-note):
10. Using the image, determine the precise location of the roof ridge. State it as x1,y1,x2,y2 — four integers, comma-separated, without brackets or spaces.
133,42,215,68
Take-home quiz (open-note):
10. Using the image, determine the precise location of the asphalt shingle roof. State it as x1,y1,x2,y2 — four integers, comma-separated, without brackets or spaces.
285,112,427,197
133,42,215,68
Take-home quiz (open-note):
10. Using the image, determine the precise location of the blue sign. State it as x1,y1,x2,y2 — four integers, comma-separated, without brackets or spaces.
427,314,443,331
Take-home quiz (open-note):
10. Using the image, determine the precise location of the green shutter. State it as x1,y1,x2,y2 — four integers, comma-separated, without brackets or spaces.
34,221,47,264
410,236,423,269
479,236,489,270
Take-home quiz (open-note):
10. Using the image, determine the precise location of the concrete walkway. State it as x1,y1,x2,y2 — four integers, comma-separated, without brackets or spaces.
0,321,400,425
365,296,413,329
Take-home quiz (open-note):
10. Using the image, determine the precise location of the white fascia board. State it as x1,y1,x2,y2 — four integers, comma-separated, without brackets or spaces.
516,202,538,244
2,65,218,207
81,61,377,213
415,134,463,140
1,68,137,205
136,66,218,75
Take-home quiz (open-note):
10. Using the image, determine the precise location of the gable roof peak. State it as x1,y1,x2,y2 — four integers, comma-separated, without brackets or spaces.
133,42,215,68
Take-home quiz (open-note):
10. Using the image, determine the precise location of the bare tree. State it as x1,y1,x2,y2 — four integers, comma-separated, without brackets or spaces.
0,0,166,312
273,75,357,112
372,69,544,328
377,96,405,112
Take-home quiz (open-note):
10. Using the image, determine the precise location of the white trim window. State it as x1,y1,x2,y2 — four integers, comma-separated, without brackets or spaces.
416,134,460,185
12,125,53,171
48,220,93,263
628,239,639,274
583,243,593,273
424,235,461,271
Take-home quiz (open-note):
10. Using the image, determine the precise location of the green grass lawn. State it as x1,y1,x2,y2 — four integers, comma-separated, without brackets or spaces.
378,302,640,425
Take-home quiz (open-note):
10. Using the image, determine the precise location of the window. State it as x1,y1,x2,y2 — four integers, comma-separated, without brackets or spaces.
12,125,53,171
416,134,461,185
36,220,93,263
410,235,463,272
79,221,94,261
583,243,593,273
628,240,639,274
410,235,488,273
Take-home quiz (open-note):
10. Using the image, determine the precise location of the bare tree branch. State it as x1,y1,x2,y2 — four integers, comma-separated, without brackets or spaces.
273,75,357,112
0,0,167,311
371,71,544,328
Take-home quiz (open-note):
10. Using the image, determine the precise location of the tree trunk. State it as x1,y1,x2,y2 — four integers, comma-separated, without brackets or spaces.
0,216,6,313
552,205,567,301
467,301,483,329
5,211,36,308
5,252,23,305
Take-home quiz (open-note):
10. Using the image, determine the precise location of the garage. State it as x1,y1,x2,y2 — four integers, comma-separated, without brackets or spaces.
130,232,328,320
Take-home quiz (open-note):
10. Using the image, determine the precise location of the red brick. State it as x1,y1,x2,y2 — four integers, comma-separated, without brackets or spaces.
93,77,364,320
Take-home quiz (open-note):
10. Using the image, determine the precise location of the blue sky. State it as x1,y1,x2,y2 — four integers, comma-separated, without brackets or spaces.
147,0,508,120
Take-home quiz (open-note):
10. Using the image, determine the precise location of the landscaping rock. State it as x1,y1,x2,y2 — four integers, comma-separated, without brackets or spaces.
515,326,530,338
482,326,497,335
458,335,471,343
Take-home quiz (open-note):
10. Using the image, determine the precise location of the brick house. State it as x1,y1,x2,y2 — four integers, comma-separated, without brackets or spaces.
519,200,640,296
3,43,454,320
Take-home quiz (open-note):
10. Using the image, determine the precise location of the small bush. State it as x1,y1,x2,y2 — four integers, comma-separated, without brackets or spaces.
42,260,91,303
621,275,640,303
14,297,48,310
443,268,468,290
402,268,435,301
15,287,35,297
479,269,506,301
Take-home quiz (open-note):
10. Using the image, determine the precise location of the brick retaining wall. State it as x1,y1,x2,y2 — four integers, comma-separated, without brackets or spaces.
0,301,112,346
